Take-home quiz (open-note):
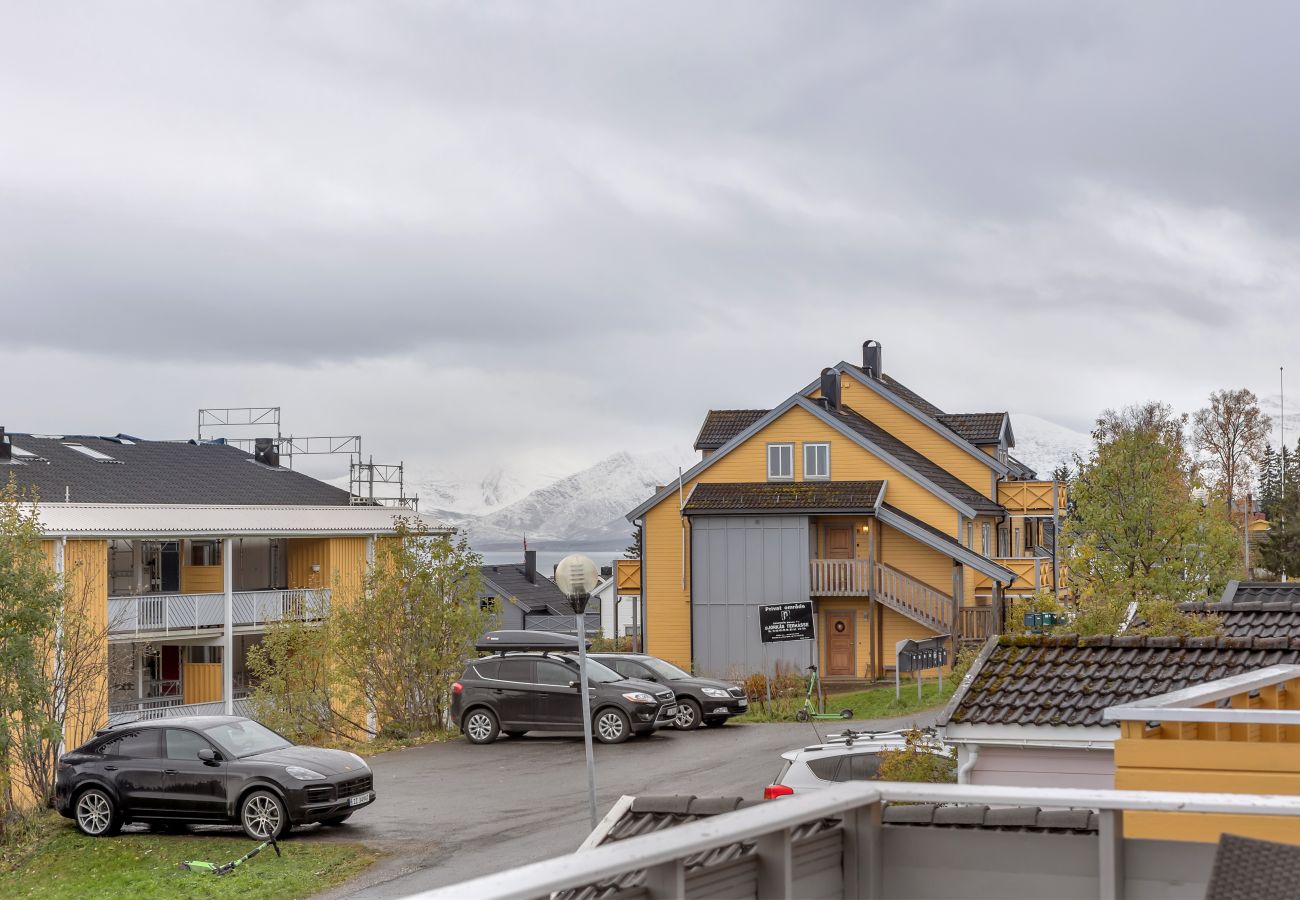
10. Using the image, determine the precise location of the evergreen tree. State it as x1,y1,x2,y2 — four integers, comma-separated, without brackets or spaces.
1064,402,1241,608
1259,489,1300,579
623,528,642,560
1258,444,1281,518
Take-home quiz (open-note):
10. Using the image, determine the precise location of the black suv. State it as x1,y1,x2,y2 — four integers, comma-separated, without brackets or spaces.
591,653,748,730
54,716,373,839
452,632,678,744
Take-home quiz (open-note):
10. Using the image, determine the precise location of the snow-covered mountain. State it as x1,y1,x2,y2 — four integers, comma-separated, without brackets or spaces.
1010,412,1093,476
403,414,1090,549
465,449,694,548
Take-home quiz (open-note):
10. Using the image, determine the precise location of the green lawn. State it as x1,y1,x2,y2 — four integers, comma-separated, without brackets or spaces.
733,677,954,723
0,815,379,900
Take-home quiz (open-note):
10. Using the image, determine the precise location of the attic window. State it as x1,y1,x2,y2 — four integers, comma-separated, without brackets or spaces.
64,443,122,463
10,446,36,458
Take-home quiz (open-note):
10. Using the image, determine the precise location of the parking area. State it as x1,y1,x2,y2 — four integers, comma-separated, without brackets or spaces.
314,711,939,898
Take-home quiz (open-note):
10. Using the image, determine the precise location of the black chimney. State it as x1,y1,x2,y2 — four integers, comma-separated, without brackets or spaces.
253,437,280,467
524,549,537,584
819,368,841,409
0,427,9,462
862,340,883,378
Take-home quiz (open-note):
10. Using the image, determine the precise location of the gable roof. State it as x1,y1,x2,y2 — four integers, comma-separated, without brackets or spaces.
3,434,352,506
940,634,1300,730
682,481,885,514
693,410,769,450
479,562,573,615
829,408,1003,515
1180,581,1300,639
936,413,1008,445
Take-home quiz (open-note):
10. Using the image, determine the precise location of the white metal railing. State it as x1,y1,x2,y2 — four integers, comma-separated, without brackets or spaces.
106,696,258,725
409,782,1300,900
875,563,951,628
107,588,330,638
810,559,873,596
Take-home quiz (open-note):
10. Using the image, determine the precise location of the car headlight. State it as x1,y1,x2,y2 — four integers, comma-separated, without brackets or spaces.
285,765,327,781
347,752,368,770
622,692,656,704
701,688,730,698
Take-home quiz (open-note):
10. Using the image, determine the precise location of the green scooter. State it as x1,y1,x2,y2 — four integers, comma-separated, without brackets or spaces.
793,665,853,722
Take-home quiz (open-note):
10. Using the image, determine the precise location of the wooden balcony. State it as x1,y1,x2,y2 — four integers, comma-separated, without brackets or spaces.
974,557,1054,593
998,480,1066,513
809,559,873,596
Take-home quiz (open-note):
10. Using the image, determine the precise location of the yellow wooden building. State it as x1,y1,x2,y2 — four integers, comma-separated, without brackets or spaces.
2,431,441,766
625,340,1065,681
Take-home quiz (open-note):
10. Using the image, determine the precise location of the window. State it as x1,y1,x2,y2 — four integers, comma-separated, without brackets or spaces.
997,525,1010,557
966,520,974,548
981,523,990,557
189,540,222,567
805,756,845,782
497,658,534,683
201,721,290,759
471,659,499,680
803,443,830,480
535,660,576,686
99,730,160,759
479,596,497,612
767,443,794,481
846,752,882,781
63,442,118,462
166,729,214,760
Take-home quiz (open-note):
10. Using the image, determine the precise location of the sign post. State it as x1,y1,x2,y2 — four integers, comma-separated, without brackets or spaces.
895,635,951,702
555,554,601,832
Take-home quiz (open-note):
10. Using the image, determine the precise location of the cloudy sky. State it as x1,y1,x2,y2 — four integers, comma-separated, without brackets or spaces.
4,2,1300,487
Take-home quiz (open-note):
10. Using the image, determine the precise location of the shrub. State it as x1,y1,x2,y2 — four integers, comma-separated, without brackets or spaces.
878,728,956,783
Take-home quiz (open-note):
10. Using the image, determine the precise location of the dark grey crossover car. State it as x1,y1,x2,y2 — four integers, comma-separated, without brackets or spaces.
452,631,678,744
55,716,373,839
591,653,748,730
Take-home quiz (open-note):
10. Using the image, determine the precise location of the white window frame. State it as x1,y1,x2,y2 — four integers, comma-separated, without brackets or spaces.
767,443,794,481
803,442,831,481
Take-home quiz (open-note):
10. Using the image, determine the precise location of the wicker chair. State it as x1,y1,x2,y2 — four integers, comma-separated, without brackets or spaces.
1204,833,1300,900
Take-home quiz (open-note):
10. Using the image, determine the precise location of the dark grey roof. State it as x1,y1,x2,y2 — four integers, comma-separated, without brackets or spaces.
693,410,770,450
2,434,351,506
942,634,1300,729
878,373,947,417
830,409,1003,515
936,413,1007,445
883,803,1098,832
1180,582,1300,639
479,561,574,615
683,481,885,514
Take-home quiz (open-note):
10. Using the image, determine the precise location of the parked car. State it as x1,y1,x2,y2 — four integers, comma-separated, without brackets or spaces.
590,652,747,730
763,729,951,798
55,715,374,839
453,631,678,745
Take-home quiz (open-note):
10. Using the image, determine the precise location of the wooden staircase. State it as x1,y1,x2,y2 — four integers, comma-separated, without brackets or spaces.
873,563,950,633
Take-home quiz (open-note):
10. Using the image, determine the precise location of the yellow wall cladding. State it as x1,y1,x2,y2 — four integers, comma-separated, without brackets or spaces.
183,662,223,704
641,403,964,668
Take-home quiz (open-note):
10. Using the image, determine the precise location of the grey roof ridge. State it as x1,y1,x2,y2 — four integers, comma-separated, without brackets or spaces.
830,363,1012,477
936,634,1000,727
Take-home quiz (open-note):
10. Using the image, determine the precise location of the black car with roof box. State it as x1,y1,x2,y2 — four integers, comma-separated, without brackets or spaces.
452,631,678,744
591,653,748,730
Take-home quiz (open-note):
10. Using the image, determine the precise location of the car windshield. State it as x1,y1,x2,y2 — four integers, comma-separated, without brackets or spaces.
202,720,292,758
558,655,624,683
642,659,691,681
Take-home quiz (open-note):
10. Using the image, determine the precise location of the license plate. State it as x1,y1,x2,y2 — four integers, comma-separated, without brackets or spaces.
738,698,748,708
663,705,678,717
348,791,371,807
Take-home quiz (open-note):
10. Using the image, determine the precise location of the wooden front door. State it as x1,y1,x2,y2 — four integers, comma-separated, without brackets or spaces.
825,526,853,559
826,611,855,677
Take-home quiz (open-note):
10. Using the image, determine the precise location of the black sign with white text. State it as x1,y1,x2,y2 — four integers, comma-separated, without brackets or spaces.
759,602,815,643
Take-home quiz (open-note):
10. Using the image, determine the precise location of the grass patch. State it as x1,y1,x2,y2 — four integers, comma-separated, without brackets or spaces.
0,813,379,900
334,727,457,758
734,678,954,723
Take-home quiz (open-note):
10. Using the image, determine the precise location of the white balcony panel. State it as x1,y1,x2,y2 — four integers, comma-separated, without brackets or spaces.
108,588,330,639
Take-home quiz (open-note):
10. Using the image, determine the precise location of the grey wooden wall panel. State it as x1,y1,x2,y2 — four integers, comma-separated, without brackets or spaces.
690,516,812,678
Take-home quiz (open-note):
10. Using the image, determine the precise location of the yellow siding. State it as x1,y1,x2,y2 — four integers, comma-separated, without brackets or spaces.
878,524,954,595
643,404,966,668
286,538,331,590
878,608,942,667
836,374,997,498
328,537,369,605
183,662,223,704
181,564,223,594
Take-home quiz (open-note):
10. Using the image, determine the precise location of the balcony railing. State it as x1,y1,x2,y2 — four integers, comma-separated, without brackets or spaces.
974,557,1054,593
411,782,1300,900
957,606,994,641
998,480,1066,513
108,588,330,638
810,559,872,596
106,697,256,726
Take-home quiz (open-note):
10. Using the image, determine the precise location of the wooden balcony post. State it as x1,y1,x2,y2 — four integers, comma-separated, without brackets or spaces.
951,562,962,639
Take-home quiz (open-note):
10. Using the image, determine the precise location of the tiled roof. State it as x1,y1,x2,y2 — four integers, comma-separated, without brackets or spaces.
2,434,352,506
693,410,769,450
479,562,574,615
1180,582,1300,639
830,409,1003,515
936,413,1007,445
683,481,884,513
883,804,1098,832
943,635,1300,729
877,373,947,417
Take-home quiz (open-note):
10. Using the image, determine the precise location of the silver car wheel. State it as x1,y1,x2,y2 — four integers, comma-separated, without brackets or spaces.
466,712,493,742
76,790,112,835
674,703,696,729
597,711,625,741
243,793,282,839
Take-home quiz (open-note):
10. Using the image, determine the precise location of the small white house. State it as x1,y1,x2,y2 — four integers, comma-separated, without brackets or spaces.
592,570,639,641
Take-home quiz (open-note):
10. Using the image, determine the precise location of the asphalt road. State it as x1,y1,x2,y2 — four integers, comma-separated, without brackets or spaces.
312,710,939,899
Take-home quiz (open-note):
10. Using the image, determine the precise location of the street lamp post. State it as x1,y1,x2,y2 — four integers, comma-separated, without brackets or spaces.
555,554,600,832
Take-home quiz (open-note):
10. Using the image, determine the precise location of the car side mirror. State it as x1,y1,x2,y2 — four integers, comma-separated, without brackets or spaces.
198,748,220,765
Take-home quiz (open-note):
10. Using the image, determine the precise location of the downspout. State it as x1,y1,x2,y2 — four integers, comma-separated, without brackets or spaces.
56,535,67,754
957,743,981,784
